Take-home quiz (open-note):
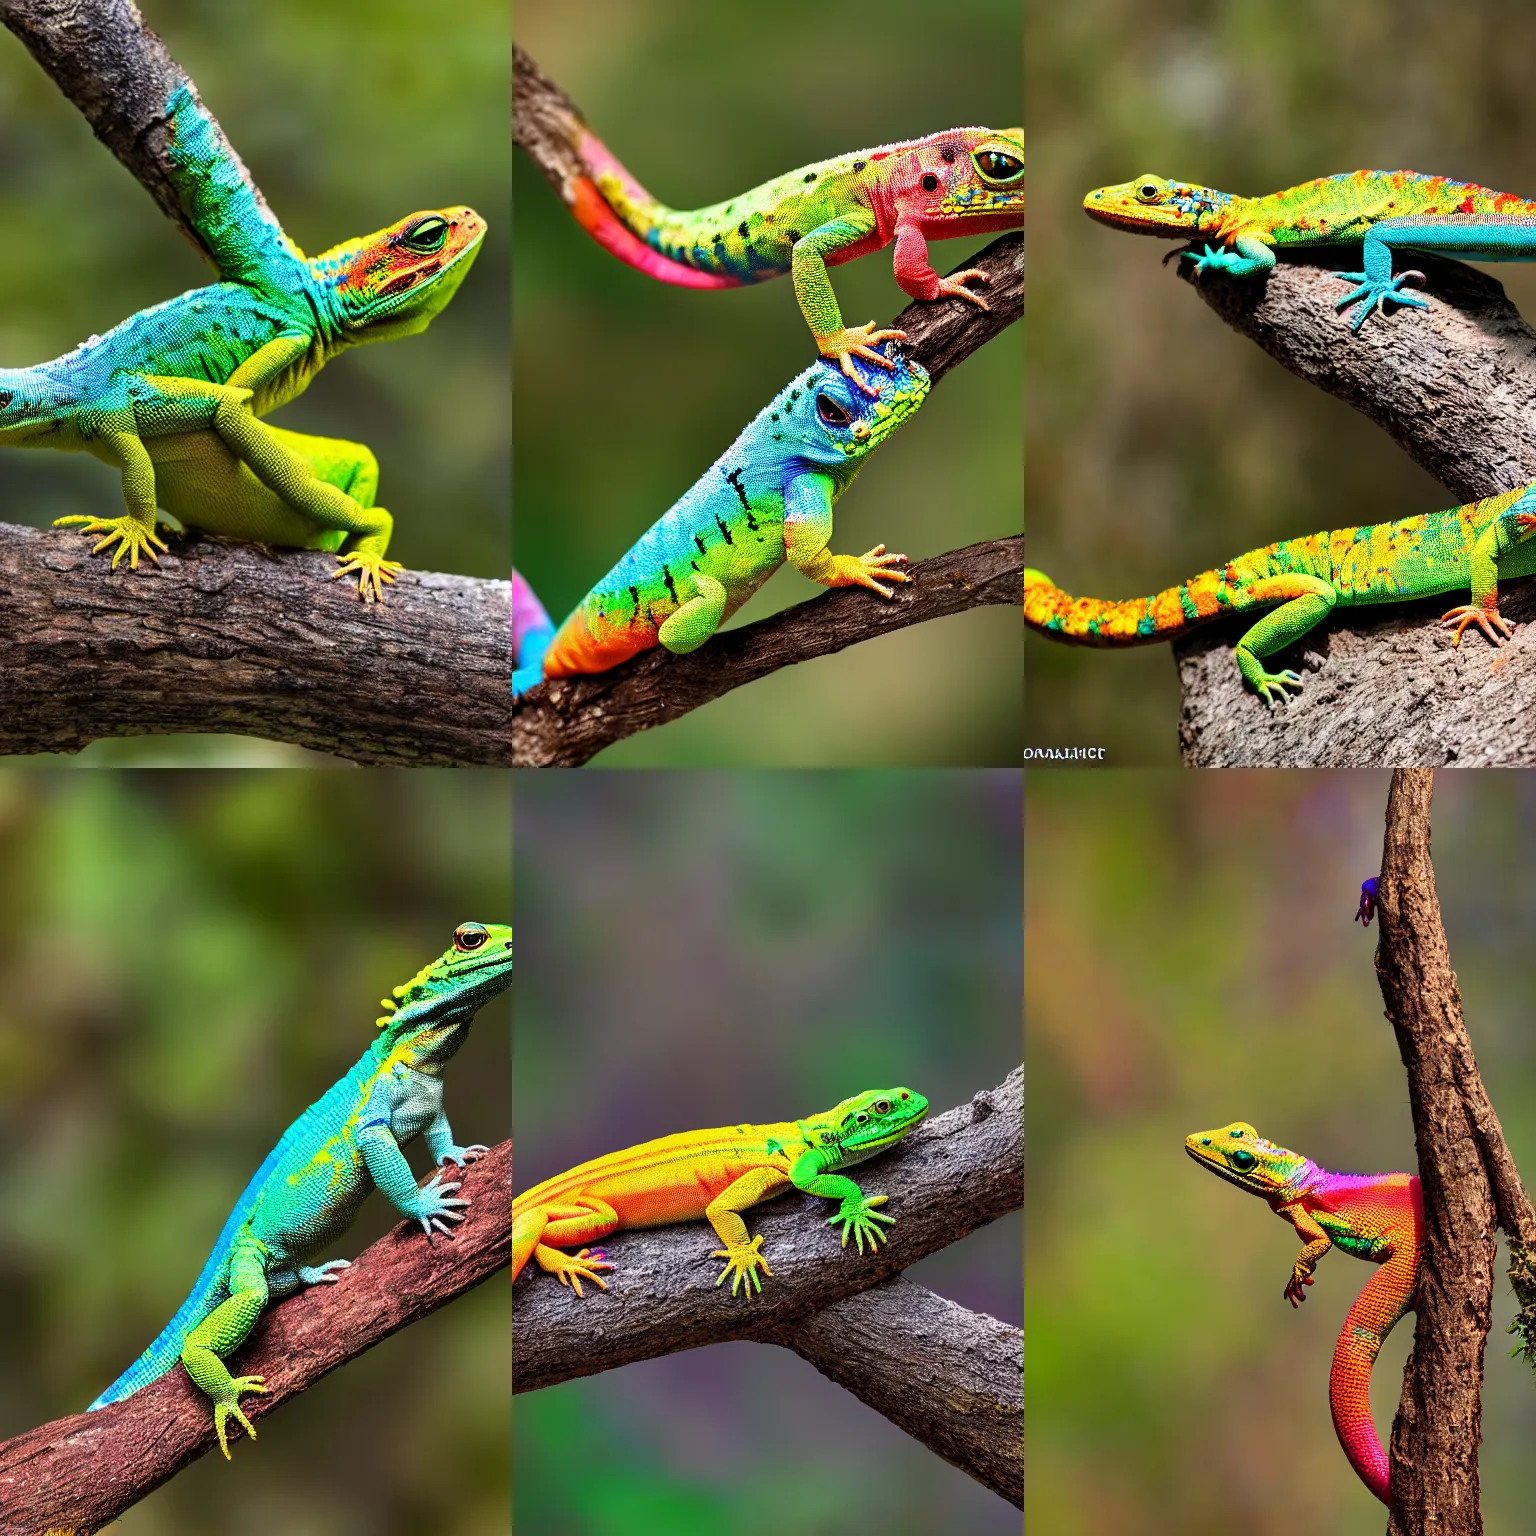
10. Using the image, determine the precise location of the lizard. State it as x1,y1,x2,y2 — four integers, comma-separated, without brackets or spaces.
552,98,1022,390
8,83,484,600
87,921,513,1457
1024,479,1536,704
1185,1122,1423,1505
1356,878,1380,927
1083,168,1536,332
512,347,929,695
513,1087,927,1299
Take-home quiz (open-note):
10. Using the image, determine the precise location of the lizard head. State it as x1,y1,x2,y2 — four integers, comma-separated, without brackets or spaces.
1185,1122,1312,1197
777,350,930,472
820,1087,929,1167
313,206,486,342
375,921,513,1047
1083,175,1232,236
912,128,1024,223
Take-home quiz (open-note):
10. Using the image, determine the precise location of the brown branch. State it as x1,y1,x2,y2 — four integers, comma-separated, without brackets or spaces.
0,1141,510,1536
513,536,1021,766
1372,770,1536,1532
0,0,277,267
760,1277,1022,1508
512,1070,1022,1397
0,522,512,765
1171,253,1536,764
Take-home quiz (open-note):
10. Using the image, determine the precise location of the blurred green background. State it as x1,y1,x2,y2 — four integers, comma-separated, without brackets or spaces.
0,770,510,1534
1026,2,1536,762
513,771,1022,1534
514,0,1022,764
1027,769,1536,1533
0,0,509,767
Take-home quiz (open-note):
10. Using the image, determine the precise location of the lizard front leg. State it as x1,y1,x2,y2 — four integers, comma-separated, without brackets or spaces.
792,211,906,393
705,1167,794,1297
181,1230,271,1458
1276,1203,1334,1306
358,1117,468,1238
783,471,909,598
789,1152,898,1255
1441,491,1536,644
424,1105,490,1169
55,412,171,570
891,220,991,312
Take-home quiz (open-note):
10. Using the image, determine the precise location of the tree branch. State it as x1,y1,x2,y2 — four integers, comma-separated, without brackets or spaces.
513,536,1021,766
0,522,512,765
0,1140,510,1536
1171,254,1536,764
1372,770,1536,1532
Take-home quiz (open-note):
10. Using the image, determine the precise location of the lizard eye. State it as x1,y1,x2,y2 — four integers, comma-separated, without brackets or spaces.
920,172,941,192
873,1099,891,1115
1138,181,1161,201
816,393,852,427
400,216,450,254
1230,1150,1257,1171
453,923,489,952
974,150,1023,183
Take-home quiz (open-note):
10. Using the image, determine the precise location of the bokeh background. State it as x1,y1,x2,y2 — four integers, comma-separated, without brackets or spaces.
0,0,509,767
0,770,510,1535
1026,3,1536,761
514,0,1022,764
1027,769,1536,1533
513,771,1022,1534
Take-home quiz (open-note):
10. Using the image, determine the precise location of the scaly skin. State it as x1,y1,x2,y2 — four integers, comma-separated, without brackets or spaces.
1084,169,1536,331
512,348,929,694
1185,1122,1423,1505
566,119,1022,388
11,85,484,600
1024,481,1536,704
88,922,513,1457
513,1088,927,1299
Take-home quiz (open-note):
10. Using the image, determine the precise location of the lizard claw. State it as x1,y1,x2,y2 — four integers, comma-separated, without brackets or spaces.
820,322,907,395
331,550,404,602
933,270,991,309
212,1375,267,1459
1441,603,1513,646
53,514,170,571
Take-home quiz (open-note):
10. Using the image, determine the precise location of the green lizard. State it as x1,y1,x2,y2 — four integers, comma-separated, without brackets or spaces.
513,1088,928,1298
87,922,512,1457
10,84,483,600
1026,481,1536,703
1084,168,1536,331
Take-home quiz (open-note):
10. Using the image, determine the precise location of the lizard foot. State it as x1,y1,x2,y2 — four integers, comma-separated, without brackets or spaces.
1331,270,1428,332
712,1233,772,1298
1284,1269,1315,1308
932,270,992,310
437,1142,491,1168
1441,603,1513,646
53,514,169,571
298,1259,352,1285
828,1194,896,1255
1180,243,1239,277
331,550,405,602
819,322,908,396
212,1375,267,1459
834,544,911,598
408,1172,468,1238
553,1247,614,1298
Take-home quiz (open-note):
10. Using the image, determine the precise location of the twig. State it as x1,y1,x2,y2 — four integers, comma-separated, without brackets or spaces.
0,1141,510,1536
0,522,512,766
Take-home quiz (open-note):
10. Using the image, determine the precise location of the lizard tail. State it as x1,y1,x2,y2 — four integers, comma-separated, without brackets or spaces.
1025,564,1246,646
512,568,555,696
87,1264,229,1409
1328,1247,1421,1504
567,127,741,290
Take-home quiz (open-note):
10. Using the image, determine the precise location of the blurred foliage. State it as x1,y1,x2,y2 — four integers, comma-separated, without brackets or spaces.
0,0,509,767
0,770,510,1533
1026,769,1536,1533
1026,1,1536,761
514,0,1022,765
513,770,1023,1533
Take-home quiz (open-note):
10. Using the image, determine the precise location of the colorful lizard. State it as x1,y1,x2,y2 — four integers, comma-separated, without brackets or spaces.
558,107,1022,389
88,921,513,1457
1084,169,1536,332
512,348,929,695
12,85,484,599
513,1088,927,1299
1185,1122,1423,1505
1024,480,1536,704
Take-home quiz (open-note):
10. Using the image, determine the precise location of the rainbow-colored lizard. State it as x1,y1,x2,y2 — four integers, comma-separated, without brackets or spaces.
559,110,1022,389
1084,169,1536,331
512,347,928,694
9,85,483,599
513,1088,927,1299
1024,480,1536,704
89,922,512,1457
1186,1122,1423,1505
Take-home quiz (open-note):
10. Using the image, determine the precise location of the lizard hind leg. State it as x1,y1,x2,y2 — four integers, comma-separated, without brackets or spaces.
181,1236,271,1459
656,571,728,654
1231,576,1338,706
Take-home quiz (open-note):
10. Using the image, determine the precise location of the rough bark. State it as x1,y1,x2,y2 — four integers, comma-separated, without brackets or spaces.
1372,771,1536,1533
0,522,513,765
760,1276,1023,1508
0,1140,510,1536
1173,253,1536,764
